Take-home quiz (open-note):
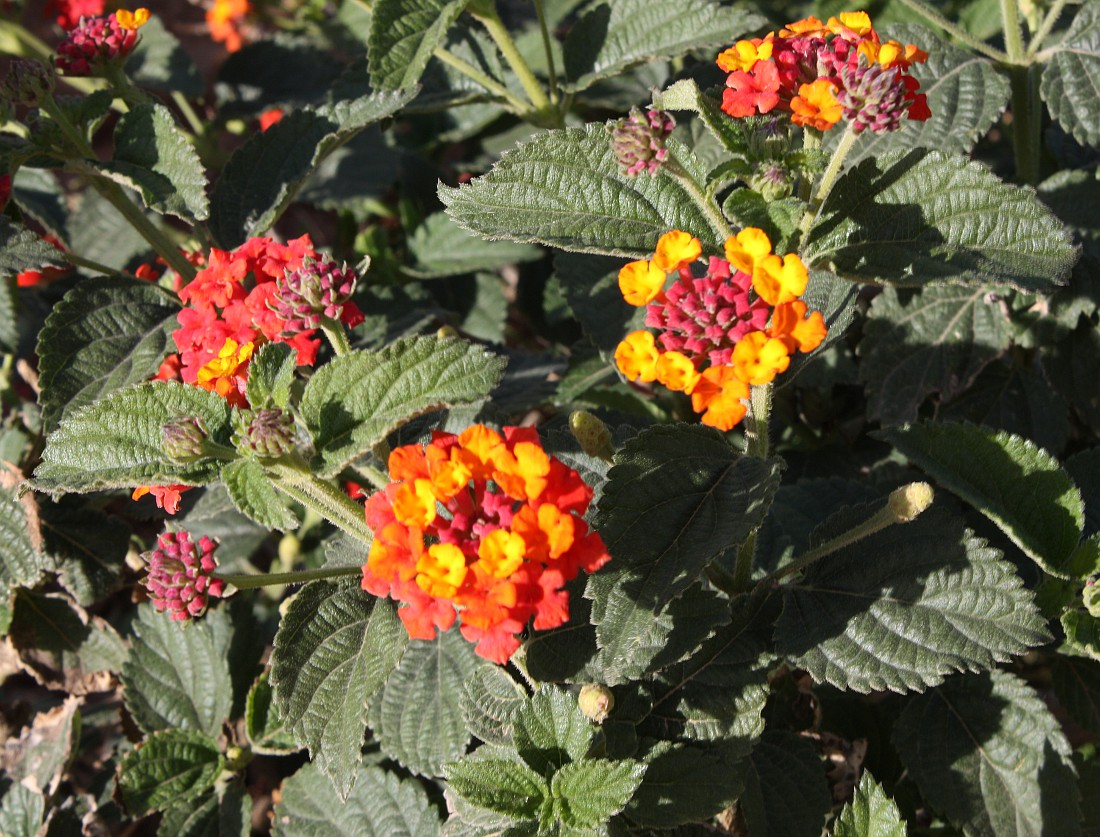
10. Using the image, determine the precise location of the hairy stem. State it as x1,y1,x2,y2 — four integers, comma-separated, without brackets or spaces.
798,122,859,243
470,3,555,119
1027,0,1068,57
663,159,734,241
892,0,1012,62
215,564,364,590
533,0,560,103
268,462,374,547
320,316,352,356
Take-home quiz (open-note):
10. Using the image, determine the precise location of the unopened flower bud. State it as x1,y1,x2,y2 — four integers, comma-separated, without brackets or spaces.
746,116,791,159
55,14,143,77
142,530,224,621
748,163,793,201
162,416,208,464
437,325,460,340
1084,580,1100,618
569,411,614,461
1,59,55,107
610,107,676,177
242,409,296,458
887,481,934,523
271,257,358,335
578,684,614,723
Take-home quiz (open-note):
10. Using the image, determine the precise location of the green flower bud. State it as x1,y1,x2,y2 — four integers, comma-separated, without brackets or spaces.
747,163,793,201
569,411,614,461
1084,580,1100,618
578,684,614,723
162,416,209,464
242,409,297,459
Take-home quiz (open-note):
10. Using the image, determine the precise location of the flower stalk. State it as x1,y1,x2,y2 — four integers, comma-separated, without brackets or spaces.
468,1,555,123
798,121,859,241
268,461,374,547
214,564,364,591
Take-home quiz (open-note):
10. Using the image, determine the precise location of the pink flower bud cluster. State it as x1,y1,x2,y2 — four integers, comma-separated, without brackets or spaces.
270,258,358,335
55,15,139,76
142,531,224,621
610,108,676,177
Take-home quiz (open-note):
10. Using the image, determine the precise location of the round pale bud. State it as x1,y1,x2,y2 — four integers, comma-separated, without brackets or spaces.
569,411,613,461
578,684,615,723
887,481,934,523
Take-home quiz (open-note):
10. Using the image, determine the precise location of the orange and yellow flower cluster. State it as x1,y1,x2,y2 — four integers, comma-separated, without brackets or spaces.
718,11,930,134
362,425,610,664
615,229,826,431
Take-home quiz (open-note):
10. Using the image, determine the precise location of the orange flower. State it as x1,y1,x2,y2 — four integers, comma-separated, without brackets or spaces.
731,332,791,385
115,7,149,30
690,366,750,431
206,0,251,52
791,79,844,131
770,300,827,353
195,338,253,407
132,485,190,514
615,331,660,383
652,230,702,272
752,252,809,306
618,259,666,307
717,38,773,73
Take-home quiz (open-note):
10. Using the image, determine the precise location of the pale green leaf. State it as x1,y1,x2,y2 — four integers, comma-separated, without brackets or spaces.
550,759,646,827
270,582,407,799
122,604,234,737
221,459,298,532
92,103,209,222
37,277,180,432
803,149,1077,293
406,212,542,278
833,772,908,837
33,381,234,494
273,763,441,837
68,187,151,270
0,488,44,598
0,783,45,837
1040,3,1100,149
741,731,831,837
300,336,506,477
440,124,727,257
444,758,548,820
246,342,297,410
656,78,749,158
894,670,1080,837
117,729,224,816
513,688,596,775
858,285,1012,425
879,422,1085,576
369,628,483,777
0,275,14,354
461,665,526,746
562,0,764,93
776,505,1049,693
368,0,466,91
1063,610,1100,661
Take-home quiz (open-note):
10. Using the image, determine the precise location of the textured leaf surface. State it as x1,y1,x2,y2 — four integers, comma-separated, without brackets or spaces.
513,688,596,775
301,337,506,476
33,382,233,493
833,772,908,837
41,501,129,606
369,628,483,777
803,149,1077,292
0,217,69,276
0,783,44,837
1041,3,1100,149
0,488,43,597
776,505,1049,693
273,763,440,837
880,422,1085,576
562,0,763,92
246,342,296,410
221,459,298,531
209,89,416,247
858,285,1011,425
406,212,542,278
245,671,299,755
444,758,548,820
1064,610,1100,661
550,759,647,827
125,16,203,96
368,0,465,91
157,785,251,837
270,582,407,799
440,125,726,257
93,103,209,221
894,670,1080,837
741,731,831,837
117,729,224,816
37,277,180,432
625,741,748,827
461,665,526,746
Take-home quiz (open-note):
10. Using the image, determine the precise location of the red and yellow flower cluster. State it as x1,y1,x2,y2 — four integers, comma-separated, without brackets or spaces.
718,11,930,133
362,425,610,664
165,234,364,408
615,229,826,431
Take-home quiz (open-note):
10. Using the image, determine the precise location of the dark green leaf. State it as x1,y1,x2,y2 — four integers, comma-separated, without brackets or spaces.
555,252,644,355
723,190,805,254
803,149,1077,293
117,729,224,816
37,276,180,432
1040,3,1100,149
776,505,1049,693
894,670,1080,837
550,759,646,827
301,336,506,477
157,784,251,837
121,604,234,737
221,459,298,531
0,275,14,354
440,125,727,257
625,740,748,828
125,16,203,97
33,382,234,494
741,731,830,837
406,212,542,278
41,501,130,606
879,422,1085,576
833,771,908,837
1063,610,1100,661
270,582,407,799
1052,655,1100,736
368,0,466,91
245,671,299,755
68,188,151,270
246,342,297,410
0,217,69,276
444,757,548,821
513,688,596,775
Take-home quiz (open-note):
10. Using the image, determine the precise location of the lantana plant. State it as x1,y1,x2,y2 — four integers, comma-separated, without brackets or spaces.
1,0,1099,834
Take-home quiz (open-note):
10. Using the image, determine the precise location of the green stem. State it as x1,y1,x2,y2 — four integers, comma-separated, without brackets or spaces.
172,91,206,136
664,159,733,241
430,47,532,114
1000,0,1027,62
470,3,554,118
63,251,121,276
1008,64,1041,184
268,462,375,547
320,316,352,356
798,129,822,202
1027,0,1068,57
892,0,1012,62
797,122,859,244
730,384,773,593
533,0,560,104
214,564,363,590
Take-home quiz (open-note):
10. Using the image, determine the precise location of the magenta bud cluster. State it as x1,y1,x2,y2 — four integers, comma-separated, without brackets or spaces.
142,530,224,622
271,257,358,334
55,15,140,77
610,107,676,177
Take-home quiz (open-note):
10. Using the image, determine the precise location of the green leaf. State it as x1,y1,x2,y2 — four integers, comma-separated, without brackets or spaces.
246,342,297,410
1051,655,1100,736
125,16,203,97
369,628,483,778
595,424,781,609
0,217,69,276
827,24,1011,166
41,501,130,606
209,89,416,248
270,582,407,799
221,459,298,531
245,671,299,755
656,78,749,158
461,665,527,746
273,763,441,837
513,688,596,775
33,382,234,494
879,422,1085,576
440,124,727,257
405,212,543,278
894,670,1080,837
550,759,646,827
1040,3,1100,149
92,103,209,222
9,590,127,693
833,771,908,837
776,505,1049,693
0,275,14,354
68,187,151,270
625,740,748,828
723,190,805,255
37,276,180,432
448,762,550,827
1063,610,1100,661
858,285,1012,426
300,336,506,477
555,252,643,355
803,149,1077,293
157,785,251,837
0,488,44,598
117,729,225,816
562,0,764,93
368,0,465,91
0,783,45,837
740,731,831,837
121,603,234,737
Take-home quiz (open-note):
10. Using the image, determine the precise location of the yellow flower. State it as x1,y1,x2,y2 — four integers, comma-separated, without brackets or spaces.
724,227,773,276
393,478,438,528
618,259,666,306
655,351,700,393
717,38,773,73
416,543,468,598
732,332,791,385
615,331,660,382
690,366,750,431
752,252,808,306
116,8,151,30
827,11,872,36
652,230,702,272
